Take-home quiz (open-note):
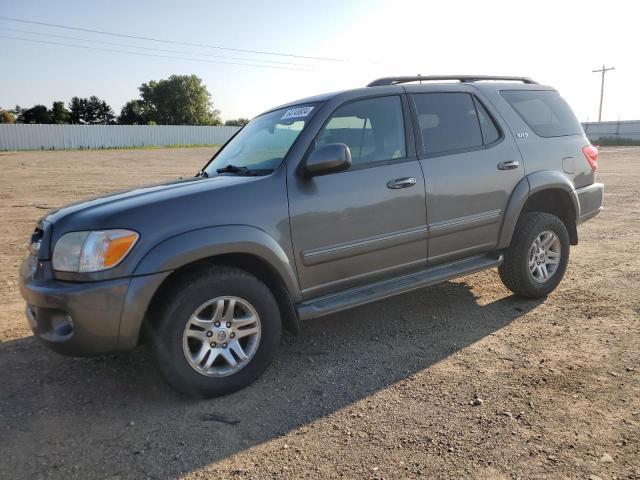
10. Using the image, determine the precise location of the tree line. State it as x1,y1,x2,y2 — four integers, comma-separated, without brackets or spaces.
0,74,249,127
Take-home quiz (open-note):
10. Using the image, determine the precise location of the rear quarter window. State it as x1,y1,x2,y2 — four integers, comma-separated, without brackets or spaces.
500,90,583,137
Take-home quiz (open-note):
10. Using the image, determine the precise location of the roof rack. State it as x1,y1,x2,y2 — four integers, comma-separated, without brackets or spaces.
367,75,537,87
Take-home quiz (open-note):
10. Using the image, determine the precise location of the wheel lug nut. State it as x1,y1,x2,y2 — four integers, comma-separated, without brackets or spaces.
214,321,220,327
206,331,213,337
230,332,235,338
226,322,231,328
210,342,216,348
222,343,228,348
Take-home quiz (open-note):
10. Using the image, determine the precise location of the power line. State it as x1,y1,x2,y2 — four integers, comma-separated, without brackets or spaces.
0,35,315,71
0,15,348,62
0,27,315,67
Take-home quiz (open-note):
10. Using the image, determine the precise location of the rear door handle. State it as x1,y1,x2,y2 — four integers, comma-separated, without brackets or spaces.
497,160,520,170
387,177,417,189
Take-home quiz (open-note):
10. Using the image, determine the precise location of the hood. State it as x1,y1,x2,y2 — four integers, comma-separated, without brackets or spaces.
44,173,266,250
46,175,251,224
34,166,291,282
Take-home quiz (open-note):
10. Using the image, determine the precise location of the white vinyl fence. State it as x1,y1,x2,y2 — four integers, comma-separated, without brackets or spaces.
3,121,639,151
0,124,241,151
582,121,640,142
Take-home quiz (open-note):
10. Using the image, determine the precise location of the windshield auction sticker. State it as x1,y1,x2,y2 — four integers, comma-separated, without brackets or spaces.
281,106,314,120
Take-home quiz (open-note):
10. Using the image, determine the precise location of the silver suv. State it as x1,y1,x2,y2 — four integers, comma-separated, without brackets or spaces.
20,75,604,397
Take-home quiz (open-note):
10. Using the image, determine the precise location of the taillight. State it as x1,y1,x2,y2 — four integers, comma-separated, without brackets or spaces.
582,145,598,172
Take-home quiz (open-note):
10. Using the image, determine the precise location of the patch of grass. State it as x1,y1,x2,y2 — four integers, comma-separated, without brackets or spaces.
1,143,221,152
163,143,220,149
75,143,221,151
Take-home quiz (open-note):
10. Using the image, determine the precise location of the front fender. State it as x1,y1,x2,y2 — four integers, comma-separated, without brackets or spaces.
133,225,300,299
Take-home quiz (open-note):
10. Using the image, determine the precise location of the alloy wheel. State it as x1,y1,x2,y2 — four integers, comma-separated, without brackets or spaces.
182,296,261,377
528,230,561,283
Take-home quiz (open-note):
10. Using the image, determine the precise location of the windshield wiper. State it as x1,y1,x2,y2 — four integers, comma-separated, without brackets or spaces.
215,164,258,175
196,170,209,178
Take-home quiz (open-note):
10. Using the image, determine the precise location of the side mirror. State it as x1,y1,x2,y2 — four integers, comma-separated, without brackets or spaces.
304,143,352,177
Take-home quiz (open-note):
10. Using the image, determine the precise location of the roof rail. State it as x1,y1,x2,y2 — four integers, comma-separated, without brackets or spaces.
367,75,537,87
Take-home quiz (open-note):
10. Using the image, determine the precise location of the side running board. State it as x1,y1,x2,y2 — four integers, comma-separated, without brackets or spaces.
296,253,503,321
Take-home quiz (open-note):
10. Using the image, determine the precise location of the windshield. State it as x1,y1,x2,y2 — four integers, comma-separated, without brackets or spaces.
204,104,319,175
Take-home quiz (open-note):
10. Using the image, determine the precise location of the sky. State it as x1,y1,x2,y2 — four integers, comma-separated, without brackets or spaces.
1,0,639,122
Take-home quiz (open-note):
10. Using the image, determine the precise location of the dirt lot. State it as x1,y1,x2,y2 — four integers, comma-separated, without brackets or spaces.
0,147,638,480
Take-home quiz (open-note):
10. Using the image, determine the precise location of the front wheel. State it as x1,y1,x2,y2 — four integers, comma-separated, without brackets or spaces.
151,267,281,398
499,212,570,298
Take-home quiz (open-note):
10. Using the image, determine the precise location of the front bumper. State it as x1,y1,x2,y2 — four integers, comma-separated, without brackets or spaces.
19,255,130,356
576,182,604,224
19,255,169,356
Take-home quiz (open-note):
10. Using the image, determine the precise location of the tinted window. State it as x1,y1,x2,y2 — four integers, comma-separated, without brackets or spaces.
500,90,583,137
316,96,405,167
413,93,483,155
474,98,501,145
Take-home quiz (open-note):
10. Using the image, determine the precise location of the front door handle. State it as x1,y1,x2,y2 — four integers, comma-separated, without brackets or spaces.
498,160,520,170
387,177,417,189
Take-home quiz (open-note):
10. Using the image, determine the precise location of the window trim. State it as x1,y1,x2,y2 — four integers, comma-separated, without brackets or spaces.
472,95,504,149
302,93,415,174
409,92,504,159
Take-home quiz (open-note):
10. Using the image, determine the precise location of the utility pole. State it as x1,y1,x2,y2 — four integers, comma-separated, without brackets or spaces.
592,64,615,122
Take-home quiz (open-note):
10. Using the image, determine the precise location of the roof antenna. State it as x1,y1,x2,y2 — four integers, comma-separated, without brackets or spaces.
417,73,422,84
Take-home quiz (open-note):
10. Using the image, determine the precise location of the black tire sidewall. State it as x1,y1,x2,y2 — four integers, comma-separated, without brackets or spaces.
152,267,281,398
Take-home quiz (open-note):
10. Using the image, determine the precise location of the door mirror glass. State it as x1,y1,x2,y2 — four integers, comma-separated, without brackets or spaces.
304,143,352,176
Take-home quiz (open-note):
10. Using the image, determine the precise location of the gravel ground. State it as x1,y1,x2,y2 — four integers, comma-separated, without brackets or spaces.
0,147,638,480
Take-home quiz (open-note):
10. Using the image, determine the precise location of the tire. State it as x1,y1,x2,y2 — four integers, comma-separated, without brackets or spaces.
151,266,281,398
499,212,570,298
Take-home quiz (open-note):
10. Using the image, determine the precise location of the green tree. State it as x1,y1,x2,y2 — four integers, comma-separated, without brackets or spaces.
224,118,249,127
138,74,221,125
118,99,147,125
19,105,52,124
51,101,71,124
68,97,86,124
68,96,115,124
86,96,115,124
11,105,23,119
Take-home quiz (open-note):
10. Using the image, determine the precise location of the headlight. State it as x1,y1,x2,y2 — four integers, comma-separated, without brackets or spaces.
52,229,139,272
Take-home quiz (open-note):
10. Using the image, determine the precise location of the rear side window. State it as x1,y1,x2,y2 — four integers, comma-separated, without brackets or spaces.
315,96,406,167
500,90,583,137
413,93,483,156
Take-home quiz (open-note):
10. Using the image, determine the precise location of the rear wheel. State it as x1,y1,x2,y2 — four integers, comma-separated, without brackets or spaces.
499,212,570,298
151,267,281,398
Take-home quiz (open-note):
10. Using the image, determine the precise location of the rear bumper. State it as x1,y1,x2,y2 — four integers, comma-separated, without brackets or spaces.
576,182,604,224
19,256,170,356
